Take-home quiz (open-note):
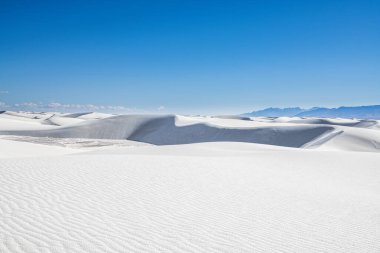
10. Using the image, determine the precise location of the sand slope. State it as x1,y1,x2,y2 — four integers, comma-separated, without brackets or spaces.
0,138,82,158
1,113,380,152
0,114,336,147
1,112,380,252
1,142,380,252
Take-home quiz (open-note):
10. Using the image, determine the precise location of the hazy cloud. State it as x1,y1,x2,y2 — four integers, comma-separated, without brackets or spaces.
1,101,135,113
0,101,10,108
14,102,39,107
46,102,132,111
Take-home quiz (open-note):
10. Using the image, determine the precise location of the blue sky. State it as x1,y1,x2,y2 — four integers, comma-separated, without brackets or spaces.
0,0,379,114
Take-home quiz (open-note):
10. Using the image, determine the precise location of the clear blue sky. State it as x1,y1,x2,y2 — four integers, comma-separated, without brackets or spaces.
0,0,379,114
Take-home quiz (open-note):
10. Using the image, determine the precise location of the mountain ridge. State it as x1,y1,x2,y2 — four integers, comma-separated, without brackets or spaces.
242,105,380,119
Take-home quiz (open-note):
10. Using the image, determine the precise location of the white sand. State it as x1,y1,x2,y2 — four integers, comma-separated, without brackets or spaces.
1,112,380,252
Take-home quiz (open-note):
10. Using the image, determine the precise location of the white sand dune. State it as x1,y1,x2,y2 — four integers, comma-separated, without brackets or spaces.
1,141,380,252
288,118,360,126
1,113,380,152
77,112,114,119
313,127,380,152
0,114,335,148
0,111,52,124
0,111,53,121
0,138,83,158
1,135,150,149
0,115,57,131
62,111,114,120
42,114,85,126
287,117,380,129
1,112,380,252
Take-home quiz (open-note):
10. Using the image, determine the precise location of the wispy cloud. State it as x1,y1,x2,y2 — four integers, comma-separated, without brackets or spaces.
157,105,165,111
0,101,10,108
0,101,137,113
14,102,39,107
46,102,132,111
0,91,9,94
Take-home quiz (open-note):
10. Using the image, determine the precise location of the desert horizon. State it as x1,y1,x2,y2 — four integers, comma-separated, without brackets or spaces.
1,110,380,252
1,0,379,252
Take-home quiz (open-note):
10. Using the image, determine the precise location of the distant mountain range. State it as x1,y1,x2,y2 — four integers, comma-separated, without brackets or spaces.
242,105,380,119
